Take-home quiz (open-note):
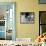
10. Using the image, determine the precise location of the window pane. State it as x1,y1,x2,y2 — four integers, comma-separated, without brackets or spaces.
39,11,46,24
0,26,5,31
39,11,46,35
0,32,5,40
40,25,46,34
40,25,42,34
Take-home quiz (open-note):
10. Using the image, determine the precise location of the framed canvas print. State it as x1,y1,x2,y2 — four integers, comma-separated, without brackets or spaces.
20,12,34,24
39,0,46,4
39,11,46,35
0,2,16,40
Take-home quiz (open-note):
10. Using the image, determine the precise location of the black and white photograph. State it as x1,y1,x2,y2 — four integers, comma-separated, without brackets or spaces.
20,12,34,24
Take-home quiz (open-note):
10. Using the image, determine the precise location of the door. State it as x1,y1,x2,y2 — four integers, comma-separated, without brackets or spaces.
39,11,46,35
0,2,16,40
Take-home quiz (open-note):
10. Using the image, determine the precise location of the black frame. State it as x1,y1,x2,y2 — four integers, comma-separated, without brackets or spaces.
39,0,46,4
20,12,35,24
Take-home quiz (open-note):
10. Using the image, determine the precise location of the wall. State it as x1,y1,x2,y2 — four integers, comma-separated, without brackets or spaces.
16,0,39,39
0,0,46,40
16,0,35,39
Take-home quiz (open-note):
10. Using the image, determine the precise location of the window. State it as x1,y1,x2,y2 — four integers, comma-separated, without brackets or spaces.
39,11,46,35
0,2,16,40
20,12,34,24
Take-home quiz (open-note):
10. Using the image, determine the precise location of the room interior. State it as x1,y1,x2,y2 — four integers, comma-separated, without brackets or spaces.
0,0,46,45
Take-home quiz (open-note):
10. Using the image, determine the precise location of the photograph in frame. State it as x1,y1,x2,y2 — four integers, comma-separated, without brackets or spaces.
20,12,34,24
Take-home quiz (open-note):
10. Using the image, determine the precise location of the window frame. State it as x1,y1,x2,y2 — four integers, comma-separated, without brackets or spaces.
39,11,46,35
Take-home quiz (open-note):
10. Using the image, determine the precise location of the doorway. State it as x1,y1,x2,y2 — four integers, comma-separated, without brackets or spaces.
39,11,46,35
0,2,16,40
